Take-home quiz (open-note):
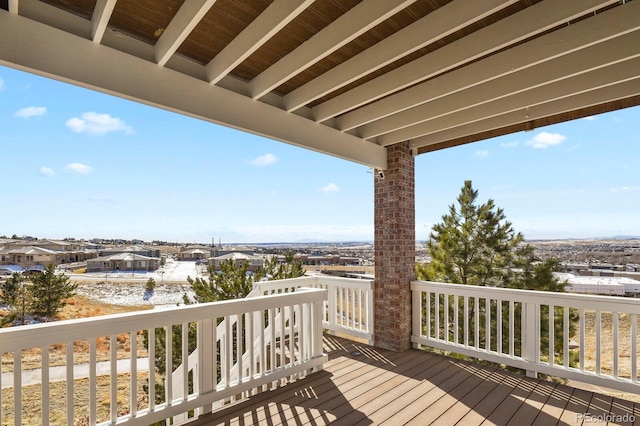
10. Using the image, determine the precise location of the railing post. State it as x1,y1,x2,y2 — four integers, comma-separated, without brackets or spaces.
523,301,539,378
367,280,375,345
411,286,421,349
314,297,324,372
327,285,337,330
197,317,215,416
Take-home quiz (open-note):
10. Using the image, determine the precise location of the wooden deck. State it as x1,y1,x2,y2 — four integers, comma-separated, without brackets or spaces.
191,335,640,425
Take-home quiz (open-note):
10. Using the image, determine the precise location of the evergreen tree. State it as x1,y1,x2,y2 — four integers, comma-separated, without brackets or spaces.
416,180,574,362
187,259,265,303
29,264,77,319
145,255,304,408
419,180,522,287
1,273,30,325
263,252,305,280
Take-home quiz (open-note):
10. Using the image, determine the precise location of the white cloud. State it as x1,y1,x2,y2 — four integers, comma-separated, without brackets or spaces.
525,131,566,149
65,112,134,135
40,167,55,176
64,163,93,174
611,186,640,193
475,150,489,158
0,77,5,91
320,183,341,193
15,106,47,118
248,153,278,167
501,140,519,148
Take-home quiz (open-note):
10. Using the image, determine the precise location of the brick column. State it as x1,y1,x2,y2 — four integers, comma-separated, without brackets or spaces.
374,141,415,351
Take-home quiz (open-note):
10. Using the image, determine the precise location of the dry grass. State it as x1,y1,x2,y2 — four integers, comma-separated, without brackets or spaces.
578,310,640,402
582,311,639,377
1,296,152,371
59,295,151,320
1,372,152,425
1,297,156,425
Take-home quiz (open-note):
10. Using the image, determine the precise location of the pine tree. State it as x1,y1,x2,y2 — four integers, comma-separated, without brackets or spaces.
29,264,77,319
262,252,305,280
1,273,30,325
419,180,523,286
416,180,574,363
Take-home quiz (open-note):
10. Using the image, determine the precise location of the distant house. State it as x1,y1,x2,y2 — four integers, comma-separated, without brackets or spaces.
0,245,60,268
177,246,211,261
558,272,640,296
215,246,255,257
209,252,264,271
100,245,161,259
0,239,99,266
295,253,361,266
86,253,161,272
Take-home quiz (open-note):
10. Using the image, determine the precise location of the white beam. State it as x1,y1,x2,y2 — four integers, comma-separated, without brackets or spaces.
155,0,218,66
362,31,640,140
91,0,116,43
9,0,18,14
312,0,620,122
410,79,640,150
0,11,386,169
337,0,640,131
248,0,416,100
282,0,517,112
383,58,640,145
206,0,314,85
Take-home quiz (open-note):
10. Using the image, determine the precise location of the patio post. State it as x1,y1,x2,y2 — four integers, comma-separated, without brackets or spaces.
374,141,415,351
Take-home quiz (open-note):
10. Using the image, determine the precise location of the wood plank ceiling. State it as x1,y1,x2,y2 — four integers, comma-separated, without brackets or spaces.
1,0,639,169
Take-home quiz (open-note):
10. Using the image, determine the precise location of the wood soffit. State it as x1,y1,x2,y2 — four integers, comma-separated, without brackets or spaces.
2,0,639,168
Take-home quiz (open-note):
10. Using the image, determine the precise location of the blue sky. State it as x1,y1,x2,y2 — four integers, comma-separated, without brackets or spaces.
1,65,639,243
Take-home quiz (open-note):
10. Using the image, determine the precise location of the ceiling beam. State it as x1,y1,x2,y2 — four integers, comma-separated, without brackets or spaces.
312,0,620,123
248,0,416,100
410,79,640,150
155,0,218,66
337,0,640,132
417,96,640,154
0,11,387,169
91,0,116,43
206,0,314,85
282,0,517,112
364,31,640,141
381,57,640,145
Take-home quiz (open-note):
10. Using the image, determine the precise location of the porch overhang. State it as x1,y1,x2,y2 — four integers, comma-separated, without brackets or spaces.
2,0,640,170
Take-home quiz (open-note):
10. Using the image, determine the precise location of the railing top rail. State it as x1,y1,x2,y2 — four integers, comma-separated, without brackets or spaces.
254,274,374,291
412,280,640,312
0,287,327,352
316,275,375,288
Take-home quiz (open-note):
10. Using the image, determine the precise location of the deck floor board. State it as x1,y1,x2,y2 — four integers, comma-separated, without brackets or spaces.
190,335,639,426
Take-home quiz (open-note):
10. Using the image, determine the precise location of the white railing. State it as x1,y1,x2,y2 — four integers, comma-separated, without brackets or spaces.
0,288,327,426
253,275,374,344
412,280,640,394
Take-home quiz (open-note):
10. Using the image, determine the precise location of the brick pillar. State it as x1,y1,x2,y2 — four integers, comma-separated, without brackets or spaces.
374,141,415,352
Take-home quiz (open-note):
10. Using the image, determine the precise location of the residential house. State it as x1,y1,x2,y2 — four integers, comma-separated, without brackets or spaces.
177,245,211,261
86,252,161,273
0,245,60,268
99,244,161,259
209,251,264,271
